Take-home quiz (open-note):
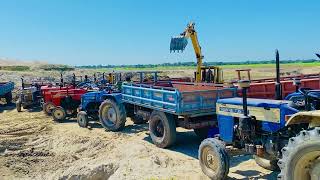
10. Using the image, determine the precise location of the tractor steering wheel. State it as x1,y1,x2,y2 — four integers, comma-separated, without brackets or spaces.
298,87,313,96
76,82,97,90
298,87,320,110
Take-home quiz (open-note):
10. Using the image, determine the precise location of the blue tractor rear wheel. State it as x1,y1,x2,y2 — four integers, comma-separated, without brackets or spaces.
98,99,126,131
278,128,320,180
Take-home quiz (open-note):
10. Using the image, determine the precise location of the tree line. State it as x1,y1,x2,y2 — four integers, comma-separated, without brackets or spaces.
76,59,319,69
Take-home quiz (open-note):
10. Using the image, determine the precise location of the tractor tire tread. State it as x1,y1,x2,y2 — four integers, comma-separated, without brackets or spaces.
199,138,229,180
98,99,126,131
277,127,320,180
149,111,176,148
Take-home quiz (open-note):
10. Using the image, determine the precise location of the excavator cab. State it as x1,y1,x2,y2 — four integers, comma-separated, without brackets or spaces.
199,66,223,84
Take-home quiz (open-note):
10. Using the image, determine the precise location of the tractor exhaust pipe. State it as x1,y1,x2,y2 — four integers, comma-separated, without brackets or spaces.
275,49,282,100
293,78,301,92
238,80,252,143
21,77,25,89
72,73,76,87
60,73,63,88
94,73,97,82
239,80,250,116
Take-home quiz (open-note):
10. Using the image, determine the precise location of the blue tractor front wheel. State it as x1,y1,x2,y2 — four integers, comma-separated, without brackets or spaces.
77,111,89,128
199,138,229,180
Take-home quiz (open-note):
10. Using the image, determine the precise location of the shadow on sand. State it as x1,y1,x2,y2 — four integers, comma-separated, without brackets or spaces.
142,129,278,179
0,103,16,113
121,123,149,134
0,103,44,113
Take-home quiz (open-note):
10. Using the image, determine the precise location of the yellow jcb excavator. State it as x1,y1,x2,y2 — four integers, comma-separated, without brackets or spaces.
170,22,223,83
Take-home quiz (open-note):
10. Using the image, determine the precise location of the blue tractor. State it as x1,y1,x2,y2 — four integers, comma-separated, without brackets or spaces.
198,79,320,180
76,71,144,130
199,51,320,180
77,89,125,130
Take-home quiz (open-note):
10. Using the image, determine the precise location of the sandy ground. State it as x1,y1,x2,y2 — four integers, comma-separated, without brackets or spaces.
1,65,306,180
0,104,278,180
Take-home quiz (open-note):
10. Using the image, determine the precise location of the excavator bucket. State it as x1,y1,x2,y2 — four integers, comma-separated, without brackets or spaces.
170,36,188,52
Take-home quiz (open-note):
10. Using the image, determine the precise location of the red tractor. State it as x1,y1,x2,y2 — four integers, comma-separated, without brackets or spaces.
40,73,78,114
41,85,75,114
45,88,87,121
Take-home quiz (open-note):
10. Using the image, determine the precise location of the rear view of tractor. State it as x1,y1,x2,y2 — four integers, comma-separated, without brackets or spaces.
16,78,44,112
170,22,223,83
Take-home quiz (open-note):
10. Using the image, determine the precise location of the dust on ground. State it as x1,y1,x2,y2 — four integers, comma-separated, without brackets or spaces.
0,106,278,180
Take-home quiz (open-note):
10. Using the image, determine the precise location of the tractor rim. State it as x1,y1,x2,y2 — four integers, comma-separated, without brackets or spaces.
54,109,64,120
46,103,54,112
201,146,220,175
102,105,116,125
79,115,85,125
154,118,164,137
293,151,320,180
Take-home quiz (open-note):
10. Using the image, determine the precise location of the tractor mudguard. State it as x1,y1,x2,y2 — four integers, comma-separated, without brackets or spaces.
101,93,122,103
286,110,320,128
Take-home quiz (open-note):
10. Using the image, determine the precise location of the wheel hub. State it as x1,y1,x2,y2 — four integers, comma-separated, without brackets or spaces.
202,147,219,171
155,120,164,137
107,108,116,123
46,104,54,112
294,151,320,180
310,158,320,180
207,154,215,165
54,110,64,119
79,116,84,124
102,105,117,125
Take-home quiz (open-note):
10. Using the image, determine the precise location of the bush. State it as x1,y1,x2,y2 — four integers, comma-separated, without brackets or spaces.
39,64,75,71
0,66,30,71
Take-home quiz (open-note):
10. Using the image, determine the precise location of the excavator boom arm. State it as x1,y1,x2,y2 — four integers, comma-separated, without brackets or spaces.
170,23,204,82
